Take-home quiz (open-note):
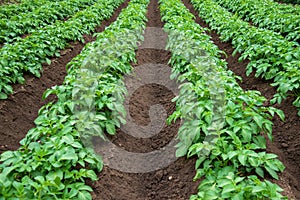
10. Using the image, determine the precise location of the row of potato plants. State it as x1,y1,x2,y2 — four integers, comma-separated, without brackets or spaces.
0,0,121,100
159,0,286,199
212,0,300,42
0,0,63,19
0,0,98,44
190,0,300,116
0,0,149,199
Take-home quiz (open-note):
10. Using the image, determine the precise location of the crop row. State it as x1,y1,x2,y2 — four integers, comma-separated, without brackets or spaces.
190,0,300,116
0,0,98,44
0,0,149,199
0,0,64,19
212,0,300,42
160,0,286,199
0,0,122,100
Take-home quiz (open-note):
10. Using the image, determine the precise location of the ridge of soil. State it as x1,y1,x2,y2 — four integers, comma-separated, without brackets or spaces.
0,0,130,154
182,0,300,198
88,0,200,199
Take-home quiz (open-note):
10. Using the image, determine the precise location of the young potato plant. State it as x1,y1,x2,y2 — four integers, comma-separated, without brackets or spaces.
0,0,98,44
0,0,122,100
160,0,286,199
191,0,300,116
212,0,300,42
0,0,149,199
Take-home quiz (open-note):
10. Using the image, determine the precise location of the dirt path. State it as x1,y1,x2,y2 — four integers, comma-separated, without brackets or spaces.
181,0,300,198
0,0,130,154
89,0,200,199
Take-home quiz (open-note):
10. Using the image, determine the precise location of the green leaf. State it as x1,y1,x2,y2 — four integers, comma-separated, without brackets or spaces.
266,160,279,171
265,153,278,160
227,151,238,160
241,129,251,143
176,143,188,157
78,191,92,200
195,157,206,169
238,154,246,166
253,135,266,149
222,184,235,194
217,179,231,188
265,166,278,180
0,92,8,99
4,85,13,94
46,58,51,65
84,157,96,165
34,176,45,183
255,167,264,178
13,181,24,193
253,115,263,129
2,166,17,177
62,135,74,145
67,188,78,198
106,122,115,135
96,114,107,121
248,157,259,167
60,152,77,161
275,109,285,121
71,142,83,149
252,186,265,193
85,170,98,181
42,88,55,100
0,151,14,161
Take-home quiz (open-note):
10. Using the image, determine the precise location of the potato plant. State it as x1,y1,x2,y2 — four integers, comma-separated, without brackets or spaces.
159,0,286,199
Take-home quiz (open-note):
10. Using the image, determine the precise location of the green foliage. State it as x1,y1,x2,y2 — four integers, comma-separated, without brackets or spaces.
213,0,300,42
0,0,98,43
191,0,300,116
159,0,286,199
0,0,63,20
0,0,151,198
0,0,121,99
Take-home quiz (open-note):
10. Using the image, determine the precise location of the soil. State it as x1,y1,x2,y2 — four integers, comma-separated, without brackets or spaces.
0,0,299,199
181,0,300,198
88,0,200,199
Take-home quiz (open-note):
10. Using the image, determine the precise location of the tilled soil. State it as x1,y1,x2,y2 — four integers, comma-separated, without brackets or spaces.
0,0,299,199
89,0,200,199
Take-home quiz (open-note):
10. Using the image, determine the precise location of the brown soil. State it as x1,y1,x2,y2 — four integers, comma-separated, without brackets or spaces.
0,0,130,154
88,0,200,199
0,0,299,199
182,0,300,198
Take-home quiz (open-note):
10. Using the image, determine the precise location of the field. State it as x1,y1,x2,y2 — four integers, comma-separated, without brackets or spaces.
0,0,299,199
